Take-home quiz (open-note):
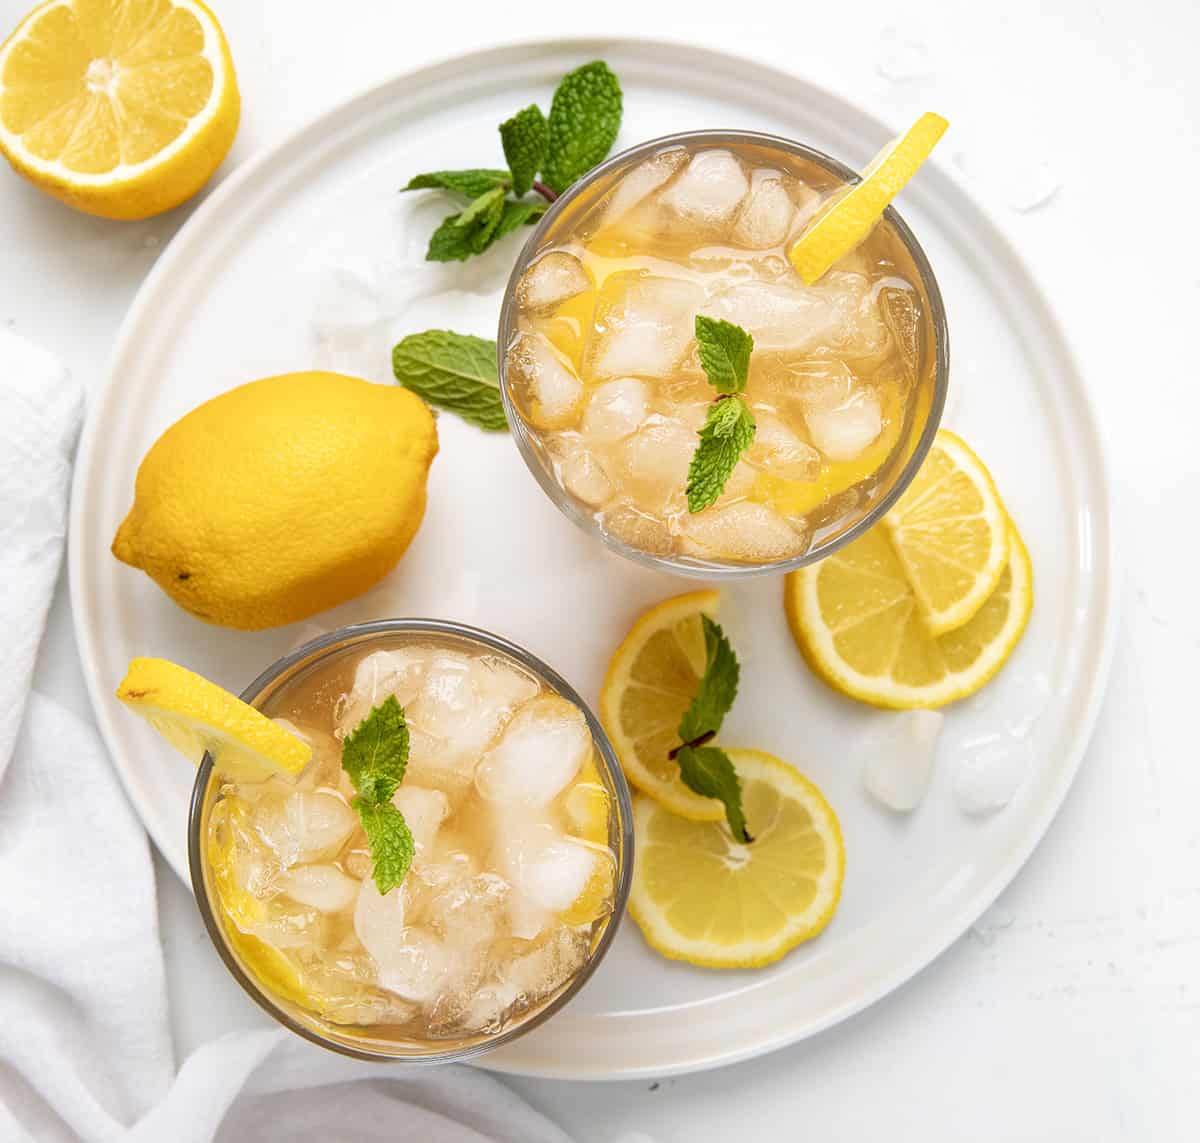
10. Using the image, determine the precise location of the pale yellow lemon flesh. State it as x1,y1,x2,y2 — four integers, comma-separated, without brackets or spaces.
629,748,844,968
0,0,240,219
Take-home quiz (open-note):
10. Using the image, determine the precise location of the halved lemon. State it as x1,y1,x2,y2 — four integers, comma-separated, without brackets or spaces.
789,111,948,284
116,657,310,781
0,0,239,219
599,590,725,821
629,748,844,968
882,430,1010,636
785,521,1032,709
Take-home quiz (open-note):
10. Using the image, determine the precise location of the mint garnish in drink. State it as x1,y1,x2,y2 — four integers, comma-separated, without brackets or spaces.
391,329,507,431
404,61,622,261
686,316,758,513
669,615,751,842
341,695,415,893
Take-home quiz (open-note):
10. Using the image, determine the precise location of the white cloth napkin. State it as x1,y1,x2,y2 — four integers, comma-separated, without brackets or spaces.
0,330,573,1143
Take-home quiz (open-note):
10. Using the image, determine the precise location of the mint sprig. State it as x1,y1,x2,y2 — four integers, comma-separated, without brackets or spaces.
403,61,623,262
668,616,751,843
392,330,507,431
342,696,415,894
686,316,758,513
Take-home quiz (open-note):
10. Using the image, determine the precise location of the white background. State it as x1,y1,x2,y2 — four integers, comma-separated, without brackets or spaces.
4,0,1198,1139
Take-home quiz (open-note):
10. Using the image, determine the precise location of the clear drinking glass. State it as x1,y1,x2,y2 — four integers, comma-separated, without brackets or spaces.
188,619,633,1062
497,130,949,578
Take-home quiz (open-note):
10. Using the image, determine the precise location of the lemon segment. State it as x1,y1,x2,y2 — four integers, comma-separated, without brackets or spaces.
789,112,948,285
116,656,311,781
599,590,726,821
563,754,610,845
785,521,1033,709
629,749,844,968
882,430,1010,636
0,0,239,219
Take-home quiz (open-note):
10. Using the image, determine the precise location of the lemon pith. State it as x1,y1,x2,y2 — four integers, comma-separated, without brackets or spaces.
785,520,1032,709
882,430,1010,636
599,590,726,821
116,656,311,781
111,372,438,630
629,748,844,968
0,0,240,219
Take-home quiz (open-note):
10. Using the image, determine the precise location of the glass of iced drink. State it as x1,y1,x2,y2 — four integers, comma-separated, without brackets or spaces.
498,130,949,574
188,620,632,1061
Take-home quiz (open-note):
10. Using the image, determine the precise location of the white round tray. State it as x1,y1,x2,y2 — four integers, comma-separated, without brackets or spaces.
69,38,1116,1079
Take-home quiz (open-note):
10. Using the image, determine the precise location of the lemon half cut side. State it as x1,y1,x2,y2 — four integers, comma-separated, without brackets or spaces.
0,0,240,218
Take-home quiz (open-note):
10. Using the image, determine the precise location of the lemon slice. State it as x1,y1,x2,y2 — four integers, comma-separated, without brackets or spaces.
0,0,239,219
629,748,844,968
785,520,1032,709
789,112,948,285
882,430,1010,635
116,657,310,781
599,590,725,821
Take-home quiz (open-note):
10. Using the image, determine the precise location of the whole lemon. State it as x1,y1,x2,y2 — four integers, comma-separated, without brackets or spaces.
112,372,438,630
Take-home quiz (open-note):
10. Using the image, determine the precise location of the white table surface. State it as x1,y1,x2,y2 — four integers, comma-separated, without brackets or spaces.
7,0,1198,1138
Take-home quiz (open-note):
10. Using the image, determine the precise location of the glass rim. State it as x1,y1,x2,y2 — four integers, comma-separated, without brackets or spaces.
497,128,950,579
187,617,635,1064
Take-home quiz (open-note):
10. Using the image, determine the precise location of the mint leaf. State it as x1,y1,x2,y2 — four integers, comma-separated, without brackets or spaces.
678,616,740,744
426,211,479,262
494,198,549,241
686,397,756,513
354,798,415,895
404,170,511,198
500,104,548,197
542,61,623,194
427,184,518,261
392,330,507,431
342,699,416,892
676,745,751,844
341,696,409,804
695,315,754,395
456,184,506,229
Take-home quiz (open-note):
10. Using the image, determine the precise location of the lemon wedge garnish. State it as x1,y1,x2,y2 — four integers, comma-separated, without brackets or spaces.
599,590,726,822
116,657,310,781
0,0,239,219
629,748,844,968
789,112,948,284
